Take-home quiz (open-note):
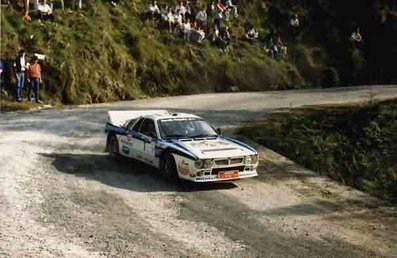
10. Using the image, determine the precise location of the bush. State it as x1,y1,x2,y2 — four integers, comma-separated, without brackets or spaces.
238,99,397,202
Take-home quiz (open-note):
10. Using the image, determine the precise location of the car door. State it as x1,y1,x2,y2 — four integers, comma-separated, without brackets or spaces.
138,118,159,167
119,118,143,159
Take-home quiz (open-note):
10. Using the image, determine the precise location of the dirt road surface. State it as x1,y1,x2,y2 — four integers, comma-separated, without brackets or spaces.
1,86,397,257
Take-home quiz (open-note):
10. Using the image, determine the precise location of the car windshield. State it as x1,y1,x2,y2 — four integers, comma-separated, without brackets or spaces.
159,118,218,139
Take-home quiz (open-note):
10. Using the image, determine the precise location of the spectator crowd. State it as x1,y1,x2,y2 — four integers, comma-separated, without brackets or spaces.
0,1,366,104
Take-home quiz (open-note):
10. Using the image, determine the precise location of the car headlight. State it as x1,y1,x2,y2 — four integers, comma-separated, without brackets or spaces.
195,159,213,169
195,160,203,169
245,155,252,164
251,154,259,164
203,159,213,169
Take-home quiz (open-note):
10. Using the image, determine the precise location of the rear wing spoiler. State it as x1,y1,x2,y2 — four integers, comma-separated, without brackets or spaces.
107,110,170,127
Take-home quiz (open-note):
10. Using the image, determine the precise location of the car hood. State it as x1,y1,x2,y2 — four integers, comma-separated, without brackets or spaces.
172,138,255,159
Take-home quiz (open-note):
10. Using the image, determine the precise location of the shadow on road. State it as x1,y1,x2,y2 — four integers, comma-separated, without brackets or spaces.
39,153,238,193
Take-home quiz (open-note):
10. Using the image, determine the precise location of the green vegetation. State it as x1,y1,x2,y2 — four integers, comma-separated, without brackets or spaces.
238,99,397,202
1,0,395,106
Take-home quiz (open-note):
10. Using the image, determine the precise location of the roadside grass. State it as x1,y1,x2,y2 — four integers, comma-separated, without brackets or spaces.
237,99,397,202
0,1,343,106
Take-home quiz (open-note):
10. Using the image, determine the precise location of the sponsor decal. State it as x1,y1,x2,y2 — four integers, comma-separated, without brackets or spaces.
122,146,130,154
178,159,190,176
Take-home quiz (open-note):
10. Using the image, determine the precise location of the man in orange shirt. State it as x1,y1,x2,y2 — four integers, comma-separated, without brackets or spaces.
27,56,42,104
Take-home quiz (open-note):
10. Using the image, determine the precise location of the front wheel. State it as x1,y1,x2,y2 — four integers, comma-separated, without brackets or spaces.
162,154,179,183
108,135,120,158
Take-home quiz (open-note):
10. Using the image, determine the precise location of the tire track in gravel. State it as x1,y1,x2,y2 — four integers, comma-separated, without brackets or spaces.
177,188,377,258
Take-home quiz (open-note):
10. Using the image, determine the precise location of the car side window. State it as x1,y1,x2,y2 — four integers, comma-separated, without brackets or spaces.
132,118,144,132
140,119,157,138
126,119,137,130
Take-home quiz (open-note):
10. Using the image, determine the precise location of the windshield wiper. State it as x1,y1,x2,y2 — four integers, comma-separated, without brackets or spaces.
164,134,187,139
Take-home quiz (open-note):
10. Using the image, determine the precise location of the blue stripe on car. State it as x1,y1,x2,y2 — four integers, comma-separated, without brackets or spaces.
220,136,257,153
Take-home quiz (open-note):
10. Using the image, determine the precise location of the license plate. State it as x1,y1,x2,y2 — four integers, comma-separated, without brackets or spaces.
218,170,239,179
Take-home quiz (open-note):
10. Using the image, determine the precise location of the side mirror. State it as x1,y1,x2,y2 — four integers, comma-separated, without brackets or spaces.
216,128,222,135
149,132,157,139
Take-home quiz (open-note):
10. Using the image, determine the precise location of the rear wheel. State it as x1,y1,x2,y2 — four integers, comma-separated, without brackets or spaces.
162,153,179,183
108,135,120,158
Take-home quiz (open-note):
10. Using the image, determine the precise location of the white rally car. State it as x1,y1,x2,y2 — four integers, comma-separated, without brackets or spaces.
105,110,258,182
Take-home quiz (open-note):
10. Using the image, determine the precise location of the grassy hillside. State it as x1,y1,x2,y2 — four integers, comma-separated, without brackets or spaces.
1,0,395,105
238,99,397,202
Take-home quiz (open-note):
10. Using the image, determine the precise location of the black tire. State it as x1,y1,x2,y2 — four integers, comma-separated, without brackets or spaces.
162,153,179,183
108,135,120,158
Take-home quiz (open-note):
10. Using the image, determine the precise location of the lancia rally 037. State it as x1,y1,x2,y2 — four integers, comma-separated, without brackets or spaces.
105,110,259,182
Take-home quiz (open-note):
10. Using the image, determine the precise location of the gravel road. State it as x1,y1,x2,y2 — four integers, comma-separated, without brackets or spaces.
1,85,397,257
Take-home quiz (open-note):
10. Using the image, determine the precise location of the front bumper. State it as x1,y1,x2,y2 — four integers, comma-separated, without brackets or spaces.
186,170,258,182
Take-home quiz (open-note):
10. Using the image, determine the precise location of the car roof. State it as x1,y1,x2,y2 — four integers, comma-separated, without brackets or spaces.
143,112,202,121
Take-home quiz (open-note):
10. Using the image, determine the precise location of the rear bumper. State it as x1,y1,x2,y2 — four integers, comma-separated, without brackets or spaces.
184,170,258,182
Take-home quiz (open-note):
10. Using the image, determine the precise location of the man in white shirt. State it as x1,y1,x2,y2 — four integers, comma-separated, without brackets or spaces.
38,0,53,20
195,8,207,25
148,1,160,20
13,49,28,102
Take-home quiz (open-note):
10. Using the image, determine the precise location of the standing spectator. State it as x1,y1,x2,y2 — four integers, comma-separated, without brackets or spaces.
268,38,278,58
213,6,223,31
174,10,183,31
160,4,168,23
219,26,231,52
185,1,193,20
13,49,28,102
0,60,4,87
215,0,225,12
27,56,42,104
182,19,192,41
165,7,175,32
148,1,160,21
276,36,287,56
175,1,187,21
225,0,238,19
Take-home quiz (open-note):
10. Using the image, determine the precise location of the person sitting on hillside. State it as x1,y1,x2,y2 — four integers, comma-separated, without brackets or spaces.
195,7,207,28
290,14,299,27
38,0,53,21
148,1,160,20
245,26,259,41
175,1,187,21
110,0,120,7
219,26,231,52
190,25,206,43
350,28,363,44
276,36,287,56
225,0,238,19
